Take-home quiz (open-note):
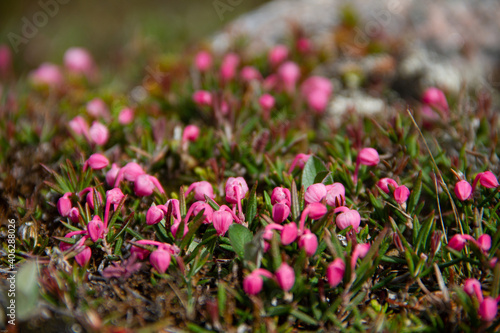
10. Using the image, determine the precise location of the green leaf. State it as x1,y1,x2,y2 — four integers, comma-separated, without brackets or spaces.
301,155,327,189
246,181,258,228
16,260,39,320
291,180,300,220
290,309,318,326
228,224,253,259
407,171,422,213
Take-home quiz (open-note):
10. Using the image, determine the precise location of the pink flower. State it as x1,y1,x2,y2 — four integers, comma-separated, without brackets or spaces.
326,258,345,287
271,187,291,206
194,50,212,72
278,61,300,93
240,66,262,82
479,297,498,322
325,183,345,207
86,98,109,119
68,116,89,137
146,205,165,225
182,125,200,142
300,76,333,113
298,230,318,256
259,94,275,119
336,209,361,232
29,63,63,87
186,201,214,224
307,202,328,220
281,222,298,245
394,185,410,204
106,163,120,187
115,162,145,185
225,177,249,204
64,47,95,77
84,153,109,171
269,44,289,67
89,121,109,146
288,153,311,173
306,90,329,113
422,87,449,113
212,210,233,236
84,189,102,210
68,207,80,223
275,263,295,292
149,246,171,274
377,178,399,194
130,245,151,260
296,38,311,54
75,246,92,267
118,107,134,125
464,278,482,301
192,90,213,107
454,180,472,201
134,174,155,196
87,216,105,242
243,269,273,295
185,181,215,201
447,234,467,251
304,183,327,205
272,203,290,224
57,193,72,217
478,171,499,189
358,148,380,166
171,221,189,238
220,52,240,82
478,234,492,252
351,243,370,269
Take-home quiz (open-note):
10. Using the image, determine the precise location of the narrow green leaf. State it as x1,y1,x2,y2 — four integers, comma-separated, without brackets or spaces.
246,181,258,227
291,180,300,220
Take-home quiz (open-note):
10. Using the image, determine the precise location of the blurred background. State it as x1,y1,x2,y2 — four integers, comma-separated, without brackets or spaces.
0,0,268,75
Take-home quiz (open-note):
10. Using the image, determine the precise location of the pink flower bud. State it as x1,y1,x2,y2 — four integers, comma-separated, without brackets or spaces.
68,116,89,136
271,187,291,206
301,76,333,98
186,181,215,201
131,245,150,260
281,222,298,245
212,210,233,236
87,216,105,242
122,162,145,182
190,201,214,224
288,153,311,173
225,177,249,204
243,272,264,295
275,262,295,292
84,153,109,171
269,44,289,67
57,193,72,217
194,50,212,72
0,45,12,77
298,230,318,256
75,246,92,267
325,183,345,207
296,38,311,53
86,98,109,119
272,203,290,224
306,90,329,113
263,74,279,91
304,183,327,205
134,174,155,197
68,207,80,223
106,188,124,205
448,234,467,251
454,180,472,201
278,61,300,93
422,87,448,113
89,121,109,146
394,185,410,204
182,125,200,142
106,163,120,186
479,171,499,189
240,66,262,82
220,53,240,82
146,205,164,225
29,63,63,87
150,246,171,274
351,243,370,269
336,209,361,232
377,178,398,194
307,202,328,220
478,234,492,252
64,47,95,76
85,190,102,210
259,94,275,113
464,278,482,300
192,90,212,107
358,148,379,166
118,107,134,125
479,297,498,322
171,221,189,238
326,258,345,287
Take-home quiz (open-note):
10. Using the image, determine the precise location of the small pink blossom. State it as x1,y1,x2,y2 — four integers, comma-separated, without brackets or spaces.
275,262,295,292
326,258,345,287
394,185,410,204
269,44,289,67
304,183,327,205
118,107,134,125
336,209,361,232
377,178,398,194
194,50,212,72
212,210,233,236
89,121,109,146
